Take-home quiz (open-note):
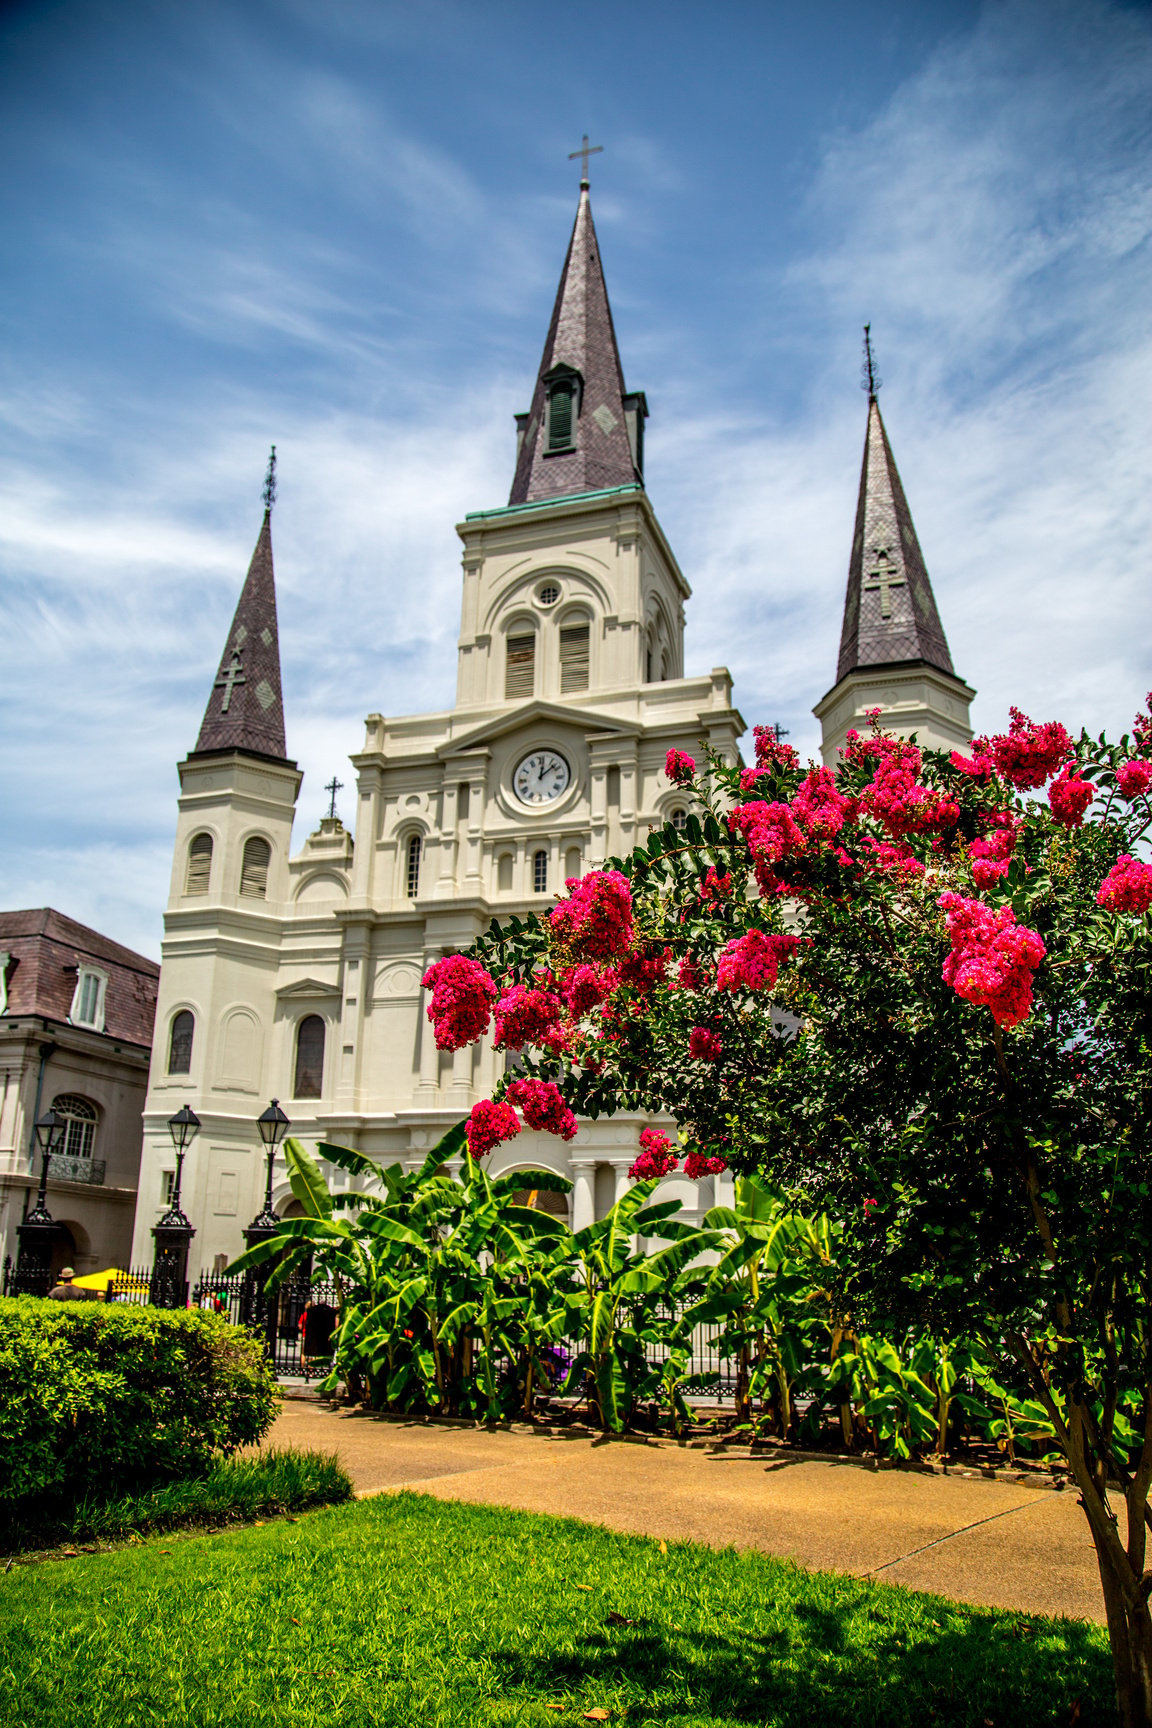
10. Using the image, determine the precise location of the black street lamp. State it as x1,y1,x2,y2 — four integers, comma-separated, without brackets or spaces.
151,1104,201,1308
242,1101,291,1355
250,1100,291,1233
15,1110,67,1292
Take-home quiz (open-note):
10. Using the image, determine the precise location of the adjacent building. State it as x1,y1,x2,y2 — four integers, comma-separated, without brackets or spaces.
0,908,159,1278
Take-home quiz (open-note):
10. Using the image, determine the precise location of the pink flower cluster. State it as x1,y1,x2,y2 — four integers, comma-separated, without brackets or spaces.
861,837,924,879
665,748,696,786
975,709,1073,790
1047,767,1094,830
493,983,563,1050
716,929,802,993
753,726,800,772
739,767,769,792
968,821,1018,890
549,870,634,959
699,867,732,902
1117,760,1152,799
675,955,705,992
422,954,497,1051
688,1026,723,1061
861,742,958,839
466,1098,520,1158
505,1077,578,1141
790,767,857,842
560,962,619,1018
684,1151,728,1179
1097,855,1152,915
938,892,1046,1029
629,1127,678,1181
730,801,805,893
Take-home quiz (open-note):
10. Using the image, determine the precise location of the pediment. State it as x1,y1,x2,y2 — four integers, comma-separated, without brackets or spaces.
438,700,639,759
275,977,341,1000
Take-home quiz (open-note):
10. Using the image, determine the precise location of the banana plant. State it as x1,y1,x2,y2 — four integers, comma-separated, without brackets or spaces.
554,1181,721,1432
686,1175,837,1437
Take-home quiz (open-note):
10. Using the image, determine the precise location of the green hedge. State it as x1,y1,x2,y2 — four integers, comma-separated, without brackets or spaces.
0,1297,277,1517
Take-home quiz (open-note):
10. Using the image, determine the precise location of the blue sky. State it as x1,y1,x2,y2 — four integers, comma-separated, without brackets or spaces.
1,0,1149,959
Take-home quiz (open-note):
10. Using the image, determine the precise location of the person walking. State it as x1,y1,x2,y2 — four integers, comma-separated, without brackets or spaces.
46,1266,96,1301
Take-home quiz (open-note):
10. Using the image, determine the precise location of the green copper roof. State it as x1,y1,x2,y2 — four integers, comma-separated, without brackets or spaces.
466,483,642,523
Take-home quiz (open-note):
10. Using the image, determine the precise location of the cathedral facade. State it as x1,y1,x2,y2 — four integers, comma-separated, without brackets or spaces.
130,182,972,1283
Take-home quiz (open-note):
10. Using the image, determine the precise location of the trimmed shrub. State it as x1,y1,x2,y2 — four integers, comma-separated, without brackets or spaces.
0,1297,277,1518
4,1448,352,1551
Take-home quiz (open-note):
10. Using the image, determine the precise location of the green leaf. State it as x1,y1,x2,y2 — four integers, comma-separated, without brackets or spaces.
284,1137,334,1220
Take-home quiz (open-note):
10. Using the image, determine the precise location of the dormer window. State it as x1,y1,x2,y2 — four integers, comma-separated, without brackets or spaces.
70,966,108,1032
543,364,582,454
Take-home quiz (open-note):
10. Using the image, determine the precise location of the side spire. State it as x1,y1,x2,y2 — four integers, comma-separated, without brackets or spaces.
193,452,289,762
509,176,647,506
836,361,954,681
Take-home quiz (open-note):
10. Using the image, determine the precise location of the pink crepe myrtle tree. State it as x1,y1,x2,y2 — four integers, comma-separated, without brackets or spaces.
427,694,1152,1726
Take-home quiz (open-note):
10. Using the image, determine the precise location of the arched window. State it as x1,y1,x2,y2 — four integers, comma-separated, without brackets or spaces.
51,1094,97,1161
293,1015,325,1099
406,835,422,899
505,631,536,699
240,837,271,899
670,808,688,832
185,833,213,895
533,849,548,894
168,1010,194,1075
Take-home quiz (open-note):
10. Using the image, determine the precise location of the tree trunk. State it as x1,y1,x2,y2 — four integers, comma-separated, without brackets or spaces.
1090,1521,1152,1728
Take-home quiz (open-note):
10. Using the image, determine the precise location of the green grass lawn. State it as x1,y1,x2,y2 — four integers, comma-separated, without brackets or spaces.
0,1492,1113,1728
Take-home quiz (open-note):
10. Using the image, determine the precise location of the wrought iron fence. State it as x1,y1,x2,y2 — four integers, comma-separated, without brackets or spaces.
1,1260,740,1402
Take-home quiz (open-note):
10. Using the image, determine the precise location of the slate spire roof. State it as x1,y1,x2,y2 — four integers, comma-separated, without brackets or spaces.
509,183,647,506
193,508,290,762
835,389,956,683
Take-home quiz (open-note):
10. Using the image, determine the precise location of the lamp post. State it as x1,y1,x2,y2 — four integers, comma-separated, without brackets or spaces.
242,1100,291,1355
151,1104,200,1308
15,1110,66,1294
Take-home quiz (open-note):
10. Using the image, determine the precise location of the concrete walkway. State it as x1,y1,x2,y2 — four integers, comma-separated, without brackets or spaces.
268,1401,1105,1624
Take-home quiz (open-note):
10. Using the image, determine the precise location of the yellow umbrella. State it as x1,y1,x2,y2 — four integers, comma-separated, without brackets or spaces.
72,1268,149,1294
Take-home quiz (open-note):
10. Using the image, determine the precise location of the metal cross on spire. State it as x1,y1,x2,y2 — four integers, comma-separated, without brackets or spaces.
262,444,277,513
568,133,603,186
324,776,344,821
860,325,882,399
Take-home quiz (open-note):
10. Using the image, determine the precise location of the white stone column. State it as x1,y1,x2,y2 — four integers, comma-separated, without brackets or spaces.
447,1042,472,1108
417,949,440,1095
612,1160,632,1204
436,780,458,896
570,1159,596,1232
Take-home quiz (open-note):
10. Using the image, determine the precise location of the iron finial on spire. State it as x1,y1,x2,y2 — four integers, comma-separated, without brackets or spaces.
324,775,343,822
262,444,277,514
861,325,881,399
568,133,603,187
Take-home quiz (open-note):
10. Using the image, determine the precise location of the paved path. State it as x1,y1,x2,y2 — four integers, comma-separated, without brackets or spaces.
268,1401,1106,1624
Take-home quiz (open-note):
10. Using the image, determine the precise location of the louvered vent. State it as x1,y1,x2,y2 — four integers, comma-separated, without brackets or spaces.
185,833,213,896
240,837,271,899
548,386,573,450
559,624,590,693
505,633,536,699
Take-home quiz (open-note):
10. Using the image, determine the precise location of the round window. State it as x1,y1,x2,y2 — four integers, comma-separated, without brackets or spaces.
537,583,560,607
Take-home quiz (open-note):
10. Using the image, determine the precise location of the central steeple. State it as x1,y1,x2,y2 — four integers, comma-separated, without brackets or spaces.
509,181,647,506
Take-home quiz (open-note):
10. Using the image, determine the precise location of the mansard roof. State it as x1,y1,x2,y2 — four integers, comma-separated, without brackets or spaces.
509,186,645,506
193,510,290,762
836,394,956,683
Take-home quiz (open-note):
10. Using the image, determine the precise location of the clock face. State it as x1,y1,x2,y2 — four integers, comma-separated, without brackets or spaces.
513,749,571,806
